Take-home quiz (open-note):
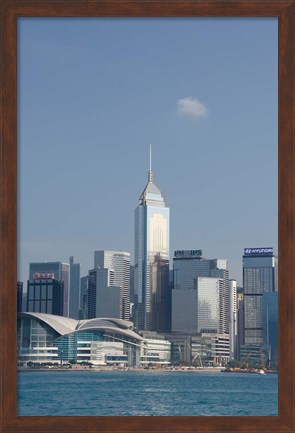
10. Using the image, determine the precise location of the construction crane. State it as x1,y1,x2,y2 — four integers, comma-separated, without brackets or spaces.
260,348,265,370
243,352,252,369
192,353,203,368
178,344,184,365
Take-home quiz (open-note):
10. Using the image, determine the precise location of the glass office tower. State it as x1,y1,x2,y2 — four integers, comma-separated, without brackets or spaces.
195,277,221,333
134,161,170,331
94,250,131,321
26,277,64,316
29,262,70,317
172,250,229,334
243,247,278,347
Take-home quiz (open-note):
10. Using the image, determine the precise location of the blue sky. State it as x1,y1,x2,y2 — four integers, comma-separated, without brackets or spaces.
18,18,278,286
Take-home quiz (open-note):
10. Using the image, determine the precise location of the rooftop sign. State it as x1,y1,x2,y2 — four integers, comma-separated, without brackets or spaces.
244,248,273,256
33,273,55,279
174,250,202,258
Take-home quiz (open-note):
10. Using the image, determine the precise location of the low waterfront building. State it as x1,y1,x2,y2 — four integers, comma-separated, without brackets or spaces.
191,333,230,366
17,313,143,366
163,333,192,365
164,332,230,366
17,313,172,367
140,332,171,366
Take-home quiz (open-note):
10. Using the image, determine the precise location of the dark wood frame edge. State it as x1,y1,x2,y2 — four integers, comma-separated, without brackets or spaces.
1,1,294,432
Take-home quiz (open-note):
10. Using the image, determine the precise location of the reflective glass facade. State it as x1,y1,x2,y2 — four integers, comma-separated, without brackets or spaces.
195,277,221,333
18,316,60,364
134,169,170,331
262,291,278,363
243,252,278,346
17,314,144,366
172,254,229,334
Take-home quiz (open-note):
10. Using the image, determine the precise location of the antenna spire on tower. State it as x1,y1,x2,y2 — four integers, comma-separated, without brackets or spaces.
150,144,152,171
148,144,153,182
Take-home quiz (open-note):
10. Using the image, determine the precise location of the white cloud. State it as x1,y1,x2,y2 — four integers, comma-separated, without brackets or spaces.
177,97,208,118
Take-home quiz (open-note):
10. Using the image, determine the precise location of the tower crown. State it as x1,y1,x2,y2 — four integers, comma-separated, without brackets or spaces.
138,145,166,206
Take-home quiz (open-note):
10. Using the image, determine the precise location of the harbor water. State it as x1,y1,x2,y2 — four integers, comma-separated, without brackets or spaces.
18,370,278,416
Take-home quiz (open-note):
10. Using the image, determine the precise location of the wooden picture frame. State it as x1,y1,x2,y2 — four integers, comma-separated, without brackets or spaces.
1,0,294,432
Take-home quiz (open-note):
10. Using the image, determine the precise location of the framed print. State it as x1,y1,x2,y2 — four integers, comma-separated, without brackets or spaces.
1,0,294,432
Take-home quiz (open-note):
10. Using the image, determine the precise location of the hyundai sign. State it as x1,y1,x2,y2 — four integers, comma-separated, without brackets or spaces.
244,248,273,256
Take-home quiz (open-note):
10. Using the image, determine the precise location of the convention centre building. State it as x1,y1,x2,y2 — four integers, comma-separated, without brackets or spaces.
17,312,171,367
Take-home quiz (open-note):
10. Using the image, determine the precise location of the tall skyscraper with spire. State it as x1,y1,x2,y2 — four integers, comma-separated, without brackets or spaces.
134,147,170,331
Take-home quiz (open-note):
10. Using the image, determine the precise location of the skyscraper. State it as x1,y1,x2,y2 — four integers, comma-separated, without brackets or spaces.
87,267,121,319
94,250,131,321
29,262,70,316
171,250,229,334
195,277,222,333
80,275,89,319
243,247,278,348
17,281,23,313
69,256,81,319
134,149,170,331
26,275,64,315
262,291,278,364
229,279,238,360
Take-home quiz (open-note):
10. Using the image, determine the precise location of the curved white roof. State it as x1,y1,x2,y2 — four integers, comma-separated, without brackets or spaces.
19,312,78,335
84,325,144,342
77,317,134,331
18,313,143,341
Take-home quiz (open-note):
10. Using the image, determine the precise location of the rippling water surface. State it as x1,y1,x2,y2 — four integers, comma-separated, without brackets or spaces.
18,370,278,416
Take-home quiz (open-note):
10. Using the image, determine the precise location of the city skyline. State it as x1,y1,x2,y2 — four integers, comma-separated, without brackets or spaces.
18,18,278,286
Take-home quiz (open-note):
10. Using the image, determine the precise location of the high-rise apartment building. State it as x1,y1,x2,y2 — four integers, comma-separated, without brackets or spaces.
243,247,278,348
69,256,81,319
29,262,70,316
229,279,238,360
171,250,229,334
94,250,131,320
134,154,170,331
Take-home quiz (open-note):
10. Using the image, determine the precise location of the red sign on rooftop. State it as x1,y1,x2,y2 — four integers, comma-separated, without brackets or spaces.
33,273,55,279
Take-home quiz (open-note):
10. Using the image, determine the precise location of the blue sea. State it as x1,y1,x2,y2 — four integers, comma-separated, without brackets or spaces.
17,370,278,416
